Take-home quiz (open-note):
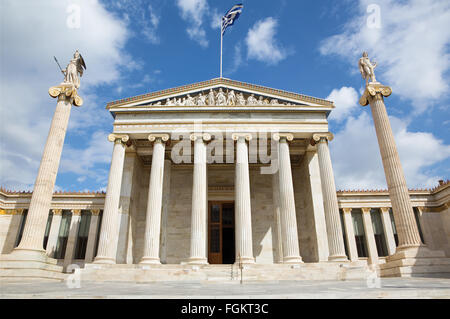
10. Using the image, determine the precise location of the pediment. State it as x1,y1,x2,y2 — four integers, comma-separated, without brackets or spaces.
107,78,333,109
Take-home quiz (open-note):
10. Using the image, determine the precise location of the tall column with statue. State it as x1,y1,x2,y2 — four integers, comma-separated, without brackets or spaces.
359,52,449,276
0,51,86,279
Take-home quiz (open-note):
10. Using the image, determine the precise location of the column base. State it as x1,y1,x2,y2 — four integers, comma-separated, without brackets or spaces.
283,256,303,264
93,256,116,264
235,256,255,265
328,255,349,262
0,249,65,282
139,257,161,265
379,246,450,278
187,257,208,265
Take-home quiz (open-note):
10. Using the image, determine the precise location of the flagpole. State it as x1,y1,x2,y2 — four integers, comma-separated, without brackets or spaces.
220,21,223,78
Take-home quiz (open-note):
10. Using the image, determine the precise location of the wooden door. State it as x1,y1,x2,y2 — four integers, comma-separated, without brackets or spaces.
208,201,235,264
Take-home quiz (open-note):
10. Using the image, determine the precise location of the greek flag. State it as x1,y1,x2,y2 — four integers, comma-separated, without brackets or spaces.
221,4,243,36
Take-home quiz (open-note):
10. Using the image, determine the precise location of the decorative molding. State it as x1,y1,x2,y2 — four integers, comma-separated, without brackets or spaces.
0,209,24,215
272,133,294,142
108,134,129,144
148,133,170,143
71,209,82,216
359,83,392,107
231,133,253,142
312,132,334,143
52,209,62,216
106,78,334,108
48,83,83,107
91,209,101,216
342,208,352,214
190,133,212,142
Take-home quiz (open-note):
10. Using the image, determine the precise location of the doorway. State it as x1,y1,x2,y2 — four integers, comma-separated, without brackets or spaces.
208,201,235,264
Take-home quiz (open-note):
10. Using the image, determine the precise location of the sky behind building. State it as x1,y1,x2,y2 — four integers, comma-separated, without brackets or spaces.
1,0,449,192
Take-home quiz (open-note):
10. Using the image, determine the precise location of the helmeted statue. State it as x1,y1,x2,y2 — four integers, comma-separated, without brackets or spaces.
358,51,377,85
61,50,86,89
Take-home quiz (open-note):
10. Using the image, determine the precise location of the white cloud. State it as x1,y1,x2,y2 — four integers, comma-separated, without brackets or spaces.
59,130,113,186
326,87,359,122
246,17,288,65
330,111,450,190
0,0,130,189
176,0,209,47
210,8,222,30
319,0,450,114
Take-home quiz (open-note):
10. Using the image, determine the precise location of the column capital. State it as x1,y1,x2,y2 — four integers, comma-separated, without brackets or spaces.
190,133,211,142
148,133,170,143
359,83,392,106
380,207,390,214
361,207,371,214
312,133,334,143
342,207,352,214
90,209,101,216
48,83,83,107
273,133,294,142
232,133,252,142
108,133,129,144
71,209,81,216
52,209,62,216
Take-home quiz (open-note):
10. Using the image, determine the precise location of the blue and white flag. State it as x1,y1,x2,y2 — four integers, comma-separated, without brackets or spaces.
221,4,243,36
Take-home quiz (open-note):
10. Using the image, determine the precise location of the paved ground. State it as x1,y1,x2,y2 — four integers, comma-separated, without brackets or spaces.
1,277,450,299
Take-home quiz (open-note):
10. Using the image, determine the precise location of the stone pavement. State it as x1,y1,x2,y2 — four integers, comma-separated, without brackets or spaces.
1,277,450,299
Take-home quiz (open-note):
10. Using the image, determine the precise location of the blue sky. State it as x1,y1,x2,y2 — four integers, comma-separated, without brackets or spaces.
1,0,449,192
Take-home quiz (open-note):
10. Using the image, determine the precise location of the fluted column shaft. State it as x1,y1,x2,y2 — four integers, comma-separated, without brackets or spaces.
342,208,359,261
315,135,347,261
380,207,397,256
94,135,128,264
46,209,63,258
16,95,72,252
233,134,255,264
140,134,169,264
277,136,302,264
84,210,100,263
188,134,210,264
362,208,379,265
368,93,421,249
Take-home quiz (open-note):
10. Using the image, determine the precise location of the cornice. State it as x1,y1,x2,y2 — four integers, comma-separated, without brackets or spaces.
106,78,334,109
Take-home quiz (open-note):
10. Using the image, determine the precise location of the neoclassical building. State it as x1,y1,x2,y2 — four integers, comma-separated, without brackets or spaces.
1,78,449,281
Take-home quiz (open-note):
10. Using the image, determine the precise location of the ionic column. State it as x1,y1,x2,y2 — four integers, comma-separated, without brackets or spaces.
84,209,100,263
232,133,255,264
342,208,359,261
140,134,170,264
360,84,422,250
188,133,211,264
380,207,397,256
273,133,302,264
63,209,81,269
313,133,347,261
272,171,284,263
14,93,75,254
46,209,63,258
361,208,379,265
94,134,129,264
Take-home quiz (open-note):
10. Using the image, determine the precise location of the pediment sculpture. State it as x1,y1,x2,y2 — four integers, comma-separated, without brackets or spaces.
147,88,297,107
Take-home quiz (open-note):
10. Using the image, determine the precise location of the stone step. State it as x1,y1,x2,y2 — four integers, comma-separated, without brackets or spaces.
0,268,67,282
380,257,450,270
380,265,450,277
